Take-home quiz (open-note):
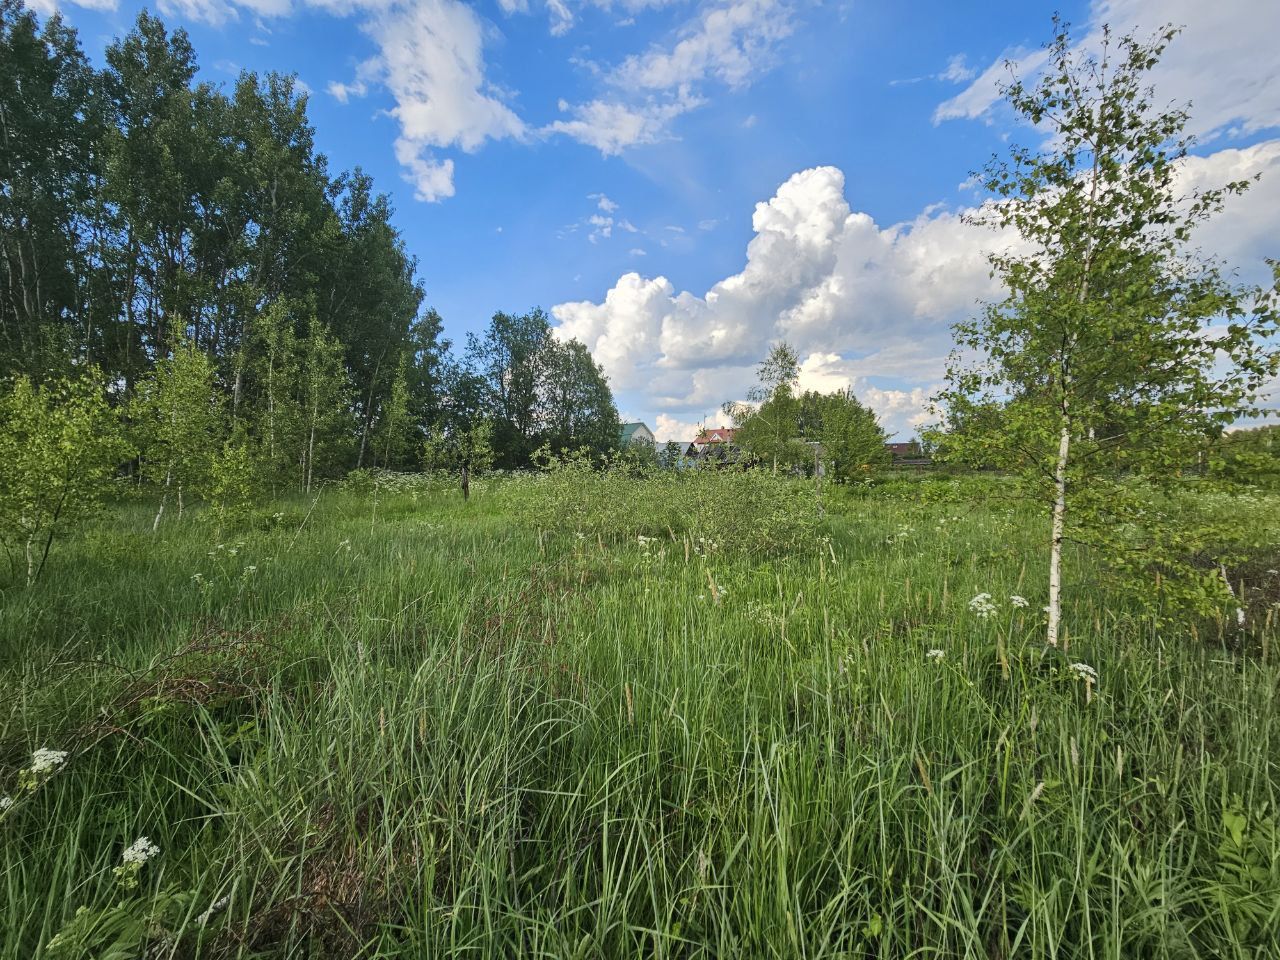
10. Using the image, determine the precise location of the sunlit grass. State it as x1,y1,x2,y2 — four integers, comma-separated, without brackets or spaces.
1,477,1277,957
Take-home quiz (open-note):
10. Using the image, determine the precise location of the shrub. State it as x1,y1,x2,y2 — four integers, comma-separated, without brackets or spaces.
0,372,132,584
206,430,260,530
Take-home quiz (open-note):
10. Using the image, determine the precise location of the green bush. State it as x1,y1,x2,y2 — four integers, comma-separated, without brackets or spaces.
0,372,132,584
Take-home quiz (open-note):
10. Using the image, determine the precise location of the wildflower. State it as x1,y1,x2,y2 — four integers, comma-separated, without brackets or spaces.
29,748,68,776
926,649,945,662
113,836,160,888
0,796,12,813
243,565,258,575
968,593,997,619
191,572,205,584
121,837,160,866
1069,662,1097,682
1009,595,1030,609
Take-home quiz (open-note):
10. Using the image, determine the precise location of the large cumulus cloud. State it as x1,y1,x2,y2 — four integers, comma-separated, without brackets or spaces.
555,143,1280,439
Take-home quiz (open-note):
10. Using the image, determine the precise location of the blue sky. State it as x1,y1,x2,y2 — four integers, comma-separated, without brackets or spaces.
31,0,1280,439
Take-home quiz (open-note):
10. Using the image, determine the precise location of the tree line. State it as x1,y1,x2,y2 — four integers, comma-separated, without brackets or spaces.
0,3,621,576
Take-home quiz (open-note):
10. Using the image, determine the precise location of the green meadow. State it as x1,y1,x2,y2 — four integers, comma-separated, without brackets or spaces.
2,473,1278,958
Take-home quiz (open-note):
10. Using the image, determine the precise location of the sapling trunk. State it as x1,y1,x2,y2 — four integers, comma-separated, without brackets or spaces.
1047,423,1070,647
153,467,172,532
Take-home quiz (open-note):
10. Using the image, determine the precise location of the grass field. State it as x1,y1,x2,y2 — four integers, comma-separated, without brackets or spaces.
2,473,1278,958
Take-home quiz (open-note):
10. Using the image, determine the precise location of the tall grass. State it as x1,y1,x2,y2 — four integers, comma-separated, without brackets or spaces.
1,476,1277,958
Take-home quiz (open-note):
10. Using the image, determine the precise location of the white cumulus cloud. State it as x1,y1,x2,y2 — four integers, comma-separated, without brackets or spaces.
555,143,1280,438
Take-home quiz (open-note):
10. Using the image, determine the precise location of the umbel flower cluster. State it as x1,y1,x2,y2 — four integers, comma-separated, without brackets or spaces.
114,836,161,889
17,747,69,791
968,593,998,619
29,748,68,776
968,593,1032,619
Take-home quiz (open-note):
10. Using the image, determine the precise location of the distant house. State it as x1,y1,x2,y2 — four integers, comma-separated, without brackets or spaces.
690,426,737,453
885,440,932,469
686,426,741,463
620,422,656,448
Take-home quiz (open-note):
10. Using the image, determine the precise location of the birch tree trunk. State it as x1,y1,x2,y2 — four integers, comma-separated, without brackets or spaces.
1046,424,1070,647
153,468,172,532
1044,129,1100,647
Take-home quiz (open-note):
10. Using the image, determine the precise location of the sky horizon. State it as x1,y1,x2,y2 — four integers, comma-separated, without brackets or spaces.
26,0,1280,441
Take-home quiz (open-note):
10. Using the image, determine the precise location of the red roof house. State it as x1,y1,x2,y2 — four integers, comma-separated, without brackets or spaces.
693,427,737,447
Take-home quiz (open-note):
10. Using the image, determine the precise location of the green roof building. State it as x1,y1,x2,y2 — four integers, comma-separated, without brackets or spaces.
619,422,656,448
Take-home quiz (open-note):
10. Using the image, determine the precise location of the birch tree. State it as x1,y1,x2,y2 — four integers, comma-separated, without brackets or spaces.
133,336,223,528
934,19,1280,645
725,342,803,474
0,372,131,583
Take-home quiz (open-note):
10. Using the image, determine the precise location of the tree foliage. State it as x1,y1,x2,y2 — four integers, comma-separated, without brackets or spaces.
726,342,804,473
727,343,890,479
465,309,619,468
933,18,1280,637
0,372,132,582
799,389,890,480
0,4,632,514
132,337,223,527
0,4,440,488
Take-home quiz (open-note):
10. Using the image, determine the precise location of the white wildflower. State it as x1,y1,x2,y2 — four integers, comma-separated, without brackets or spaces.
1009,595,1030,609
121,837,160,866
1069,662,1098,683
0,796,12,812
30,748,68,776
1236,607,1246,627
968,593,998,619
926,649,945,662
